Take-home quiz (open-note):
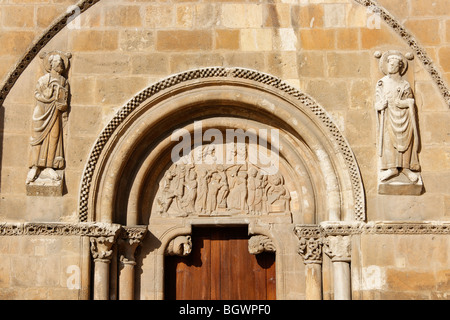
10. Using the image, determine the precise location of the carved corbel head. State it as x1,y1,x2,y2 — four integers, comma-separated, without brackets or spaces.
248,235,276,255
166,235,192,257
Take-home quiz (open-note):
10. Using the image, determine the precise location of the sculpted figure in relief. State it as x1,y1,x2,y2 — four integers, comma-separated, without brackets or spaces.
266,173,290,213
181,166,197,214
227,168,248,211
26,51,71,185
155,142,291,216
374,50,421,185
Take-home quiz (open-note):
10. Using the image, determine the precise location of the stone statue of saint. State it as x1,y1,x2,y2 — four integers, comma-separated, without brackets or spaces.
26,51,71,185
374,50,421,185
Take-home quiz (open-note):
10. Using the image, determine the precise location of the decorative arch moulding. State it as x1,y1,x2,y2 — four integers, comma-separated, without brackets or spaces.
77,67,366,223
0,0,449,108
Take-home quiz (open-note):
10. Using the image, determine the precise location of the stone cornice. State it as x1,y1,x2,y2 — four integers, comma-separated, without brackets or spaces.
294,221,450,237
361,221,450,235
0,222,148,237
0,221,448,237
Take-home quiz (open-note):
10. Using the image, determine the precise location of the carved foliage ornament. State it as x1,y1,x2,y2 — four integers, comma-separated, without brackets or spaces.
118,226,148,265
323,235,351,263
295,226,322,264
0,222,448,237
90,236,115,261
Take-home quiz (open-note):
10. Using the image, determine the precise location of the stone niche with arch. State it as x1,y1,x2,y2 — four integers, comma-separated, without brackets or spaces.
80,67,365,300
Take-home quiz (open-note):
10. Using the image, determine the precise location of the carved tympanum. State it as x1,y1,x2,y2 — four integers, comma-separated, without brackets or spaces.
155,142,291,217
26,50,71,193
374,50,423,195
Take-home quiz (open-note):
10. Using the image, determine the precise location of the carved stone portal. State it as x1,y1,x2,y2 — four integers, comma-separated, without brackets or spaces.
374,50,423,195
26,50,71,197
154,141,291,217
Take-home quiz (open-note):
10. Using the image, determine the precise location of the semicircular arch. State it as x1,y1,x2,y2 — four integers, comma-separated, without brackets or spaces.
78,67,365,224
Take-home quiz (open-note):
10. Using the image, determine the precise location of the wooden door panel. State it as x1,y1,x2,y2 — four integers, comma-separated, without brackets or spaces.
165,227,276,300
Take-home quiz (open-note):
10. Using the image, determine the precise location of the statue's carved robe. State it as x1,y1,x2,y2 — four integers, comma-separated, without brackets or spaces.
29,73,68,170
375,76,420,171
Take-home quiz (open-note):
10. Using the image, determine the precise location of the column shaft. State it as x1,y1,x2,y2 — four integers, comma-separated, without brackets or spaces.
119,262,136,300
305,263,322,300
94,259,110,300
333,261,351,300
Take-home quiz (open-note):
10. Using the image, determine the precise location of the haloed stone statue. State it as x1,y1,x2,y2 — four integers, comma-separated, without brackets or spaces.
374,50,423,195
26,51,71,196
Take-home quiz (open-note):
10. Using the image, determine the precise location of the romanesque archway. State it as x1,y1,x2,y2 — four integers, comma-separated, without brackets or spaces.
80,67,365,299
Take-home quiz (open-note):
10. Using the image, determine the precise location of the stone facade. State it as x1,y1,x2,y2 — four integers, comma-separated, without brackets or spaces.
0,0,449,300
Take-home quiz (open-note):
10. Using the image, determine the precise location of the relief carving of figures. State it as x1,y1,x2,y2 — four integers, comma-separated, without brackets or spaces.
26,51,71,186
227,167,248,211
298,237,322,264
247,167,267,215
155,142,291,217
266,173,290,213
374,51,423,194
180,166,197,214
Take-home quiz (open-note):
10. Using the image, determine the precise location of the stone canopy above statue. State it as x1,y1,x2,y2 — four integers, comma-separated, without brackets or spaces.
152,140,292,219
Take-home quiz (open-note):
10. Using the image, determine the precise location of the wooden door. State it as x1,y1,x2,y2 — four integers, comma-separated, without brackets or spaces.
165,227,276,300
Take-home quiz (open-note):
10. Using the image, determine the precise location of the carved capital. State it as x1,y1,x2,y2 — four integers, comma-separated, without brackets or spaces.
118,226,148,265
89,223,121,262
165,235,192,257
323,235,351,263
248,235,276,255
294,225,323,264
90,236,116,262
